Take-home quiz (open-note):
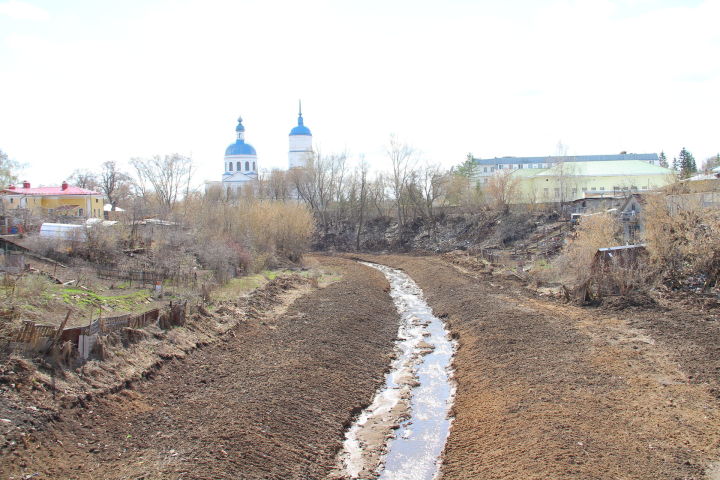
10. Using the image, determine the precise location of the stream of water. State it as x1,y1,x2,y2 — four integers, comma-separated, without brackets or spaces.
339,262,457,480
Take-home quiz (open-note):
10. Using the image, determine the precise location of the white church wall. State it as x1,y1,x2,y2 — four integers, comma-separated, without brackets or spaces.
289,135,312,169
225,154,258,173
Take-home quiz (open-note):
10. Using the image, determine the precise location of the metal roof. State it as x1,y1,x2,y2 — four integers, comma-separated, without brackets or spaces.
0,185,101,195
225,141,257,156
290,113,312,136
474,153,659,165
534,160,672,176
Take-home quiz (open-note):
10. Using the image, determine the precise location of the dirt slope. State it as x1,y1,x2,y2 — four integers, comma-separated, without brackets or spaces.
358,254,720,480
2,257,398,480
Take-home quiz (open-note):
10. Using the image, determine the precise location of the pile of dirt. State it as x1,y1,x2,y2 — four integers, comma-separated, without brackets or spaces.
441,250,493,276
600,293,660,311
1,258,399,480
238,273,310,317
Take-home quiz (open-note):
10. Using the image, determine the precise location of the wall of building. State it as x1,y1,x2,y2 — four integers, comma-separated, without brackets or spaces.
516,174,674,203
289,135,312,169
0,195,104,217
225,154,257,173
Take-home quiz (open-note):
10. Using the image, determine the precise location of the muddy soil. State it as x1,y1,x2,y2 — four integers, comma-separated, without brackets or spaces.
1,257,399,480
5,253,720,480
357,254,720,480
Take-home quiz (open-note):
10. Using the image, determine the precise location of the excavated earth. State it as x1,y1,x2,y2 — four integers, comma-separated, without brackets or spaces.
3,254,720,480
357,254,720,480
1,257,398,479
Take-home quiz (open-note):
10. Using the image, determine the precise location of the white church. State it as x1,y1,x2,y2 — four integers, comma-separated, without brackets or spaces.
206,104,313,194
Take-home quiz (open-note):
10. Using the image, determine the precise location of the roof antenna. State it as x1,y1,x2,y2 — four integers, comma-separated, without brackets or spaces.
298,99,302,117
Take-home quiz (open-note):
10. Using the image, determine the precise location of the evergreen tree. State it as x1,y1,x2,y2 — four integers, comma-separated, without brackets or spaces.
672,156,679,171
678,147,697,179
659,150,668,168
453,153,477,177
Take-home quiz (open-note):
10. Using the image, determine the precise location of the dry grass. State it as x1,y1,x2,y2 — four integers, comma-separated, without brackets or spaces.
535,213,621,287
643,193,720,288
183,197,314,273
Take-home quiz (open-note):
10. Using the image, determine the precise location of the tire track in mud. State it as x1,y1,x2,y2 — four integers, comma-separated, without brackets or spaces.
2,257,399,480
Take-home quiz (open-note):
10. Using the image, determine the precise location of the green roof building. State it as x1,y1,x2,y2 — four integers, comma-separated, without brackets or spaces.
476,160,676,204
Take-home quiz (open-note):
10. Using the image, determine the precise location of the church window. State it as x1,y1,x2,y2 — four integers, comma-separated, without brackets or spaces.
229,162,233,171
78,208,84,216
253,161,256,171
245,161,250,171
236,161,241,171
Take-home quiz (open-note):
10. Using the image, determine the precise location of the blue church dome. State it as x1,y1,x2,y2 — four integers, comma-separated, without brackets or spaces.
225,141,257,156
225,115,256,156
289,103,312,136
235,116,246,132
290,124,311,136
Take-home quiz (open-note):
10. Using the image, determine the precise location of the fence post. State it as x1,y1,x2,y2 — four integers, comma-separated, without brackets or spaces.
46,309,71,353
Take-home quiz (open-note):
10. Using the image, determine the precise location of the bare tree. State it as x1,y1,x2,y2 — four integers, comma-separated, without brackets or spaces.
99,161,132,210
130,154,194,214
387,135,416,228
289,151,348,232
408,163,447,238
355,159,370,250
68,169,99,190
486,169,520,213
265,169,290,201
368,173,389,218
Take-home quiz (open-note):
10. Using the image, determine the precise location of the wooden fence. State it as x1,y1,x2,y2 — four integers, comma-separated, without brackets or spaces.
5,308,162,360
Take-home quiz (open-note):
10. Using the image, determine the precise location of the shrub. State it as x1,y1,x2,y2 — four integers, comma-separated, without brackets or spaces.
543,213,621,287
643,193,720,289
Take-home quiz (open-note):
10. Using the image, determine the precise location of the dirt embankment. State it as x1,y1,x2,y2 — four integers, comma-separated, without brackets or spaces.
1,257,399,480
358,254,720,480
314,210,551,253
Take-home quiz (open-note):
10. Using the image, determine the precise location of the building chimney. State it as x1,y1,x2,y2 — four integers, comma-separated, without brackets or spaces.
22,180,30,189
61,181,69,190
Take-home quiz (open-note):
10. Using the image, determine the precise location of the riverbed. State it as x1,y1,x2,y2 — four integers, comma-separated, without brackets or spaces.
338,262,457,479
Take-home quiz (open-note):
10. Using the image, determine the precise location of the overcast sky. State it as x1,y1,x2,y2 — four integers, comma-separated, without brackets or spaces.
0,0,718,187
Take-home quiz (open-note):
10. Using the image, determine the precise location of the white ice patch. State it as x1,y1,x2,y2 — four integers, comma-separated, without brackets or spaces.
338,262,457,480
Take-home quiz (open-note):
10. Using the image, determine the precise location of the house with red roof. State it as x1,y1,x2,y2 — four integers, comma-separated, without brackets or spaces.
0,180,104,218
